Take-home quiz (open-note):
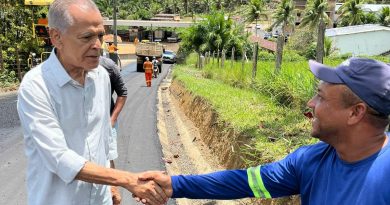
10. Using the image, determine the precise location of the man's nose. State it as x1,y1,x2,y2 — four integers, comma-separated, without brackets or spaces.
307,97,315,108
92,38,102,49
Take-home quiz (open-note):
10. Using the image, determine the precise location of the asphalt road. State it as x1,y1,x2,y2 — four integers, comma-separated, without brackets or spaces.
0,62,176,205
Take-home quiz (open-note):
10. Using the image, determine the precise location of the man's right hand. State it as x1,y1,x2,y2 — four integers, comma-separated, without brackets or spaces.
75,162,168,205
125,173,169,205
134,171,173,204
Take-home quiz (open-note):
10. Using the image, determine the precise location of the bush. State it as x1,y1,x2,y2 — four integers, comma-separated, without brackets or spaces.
0,70,18,88
286,27,316,57
283,50,305,62
258,50,275,61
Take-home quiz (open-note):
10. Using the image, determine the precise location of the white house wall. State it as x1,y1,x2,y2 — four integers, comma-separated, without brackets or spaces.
329,31,390,56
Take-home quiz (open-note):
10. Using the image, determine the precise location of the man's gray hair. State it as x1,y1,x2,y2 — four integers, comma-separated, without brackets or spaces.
48,0,99,33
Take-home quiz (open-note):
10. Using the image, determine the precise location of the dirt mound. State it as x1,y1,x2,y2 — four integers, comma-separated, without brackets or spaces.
169,80,249,169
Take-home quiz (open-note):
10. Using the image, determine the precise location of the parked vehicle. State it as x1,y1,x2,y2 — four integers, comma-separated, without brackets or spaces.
162,50,177,64
263,33,271,39
154,30,165,42
135,42,164,72
167,37,178,43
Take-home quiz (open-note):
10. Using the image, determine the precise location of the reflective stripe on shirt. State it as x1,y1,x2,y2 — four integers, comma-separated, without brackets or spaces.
247,166,271,198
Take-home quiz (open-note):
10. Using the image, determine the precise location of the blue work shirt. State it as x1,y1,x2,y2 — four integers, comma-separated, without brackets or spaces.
172,135,390,204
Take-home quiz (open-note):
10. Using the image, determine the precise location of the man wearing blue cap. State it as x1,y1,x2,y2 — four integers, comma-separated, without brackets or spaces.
137,58,390,204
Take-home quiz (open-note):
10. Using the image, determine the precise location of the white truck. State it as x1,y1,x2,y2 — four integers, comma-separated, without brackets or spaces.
135,42,164,72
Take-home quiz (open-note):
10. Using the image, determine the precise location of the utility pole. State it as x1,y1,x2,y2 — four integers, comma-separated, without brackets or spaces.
151,24,153,42
113,0,118,64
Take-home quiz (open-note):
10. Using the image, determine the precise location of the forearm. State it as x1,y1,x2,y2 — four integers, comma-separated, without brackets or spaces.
172,169,254,199
111,96,127,123
75,161,135,189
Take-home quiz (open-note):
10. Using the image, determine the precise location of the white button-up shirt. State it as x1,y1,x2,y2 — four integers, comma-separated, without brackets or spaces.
17,50,116,205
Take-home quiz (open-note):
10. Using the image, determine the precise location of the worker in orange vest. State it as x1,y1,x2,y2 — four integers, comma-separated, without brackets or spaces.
134,37,139,46
108,42,118,63
143,57,153,87
37,13,48,25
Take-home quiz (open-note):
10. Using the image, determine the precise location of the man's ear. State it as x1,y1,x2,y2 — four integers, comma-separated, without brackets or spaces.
347,103,366,125
49,28,62,49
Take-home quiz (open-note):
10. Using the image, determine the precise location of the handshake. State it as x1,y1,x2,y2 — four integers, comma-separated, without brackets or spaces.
122,171,172,205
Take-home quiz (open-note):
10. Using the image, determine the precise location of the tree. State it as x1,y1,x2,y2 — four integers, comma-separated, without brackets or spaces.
324,37,337,57
337,0,365,26
364,12,379,24
271,0,296,72
180,20,208,67
240,0,268,79
95,0,113,17
205,12,233,57
180,11,250,67
378,6,390,26
1,1,43,82
300,0,331,63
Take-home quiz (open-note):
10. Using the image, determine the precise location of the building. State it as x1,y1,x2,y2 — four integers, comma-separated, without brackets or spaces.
294,0,336,27
325,24,390,56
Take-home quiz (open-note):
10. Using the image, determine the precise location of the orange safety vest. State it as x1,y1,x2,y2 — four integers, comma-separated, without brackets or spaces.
143,61,153,73
108,44,117,53
37,18,48,25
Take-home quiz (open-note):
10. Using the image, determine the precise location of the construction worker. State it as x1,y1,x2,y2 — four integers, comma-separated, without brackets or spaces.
143,57,153,87
152,56,159,78
37,13,48,25
108,42,118,63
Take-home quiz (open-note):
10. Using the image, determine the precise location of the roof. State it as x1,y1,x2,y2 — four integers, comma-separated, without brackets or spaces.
325,24,390,37
249,35,276,52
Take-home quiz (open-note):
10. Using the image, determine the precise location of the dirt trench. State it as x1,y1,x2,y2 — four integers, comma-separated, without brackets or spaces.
157,67,298,205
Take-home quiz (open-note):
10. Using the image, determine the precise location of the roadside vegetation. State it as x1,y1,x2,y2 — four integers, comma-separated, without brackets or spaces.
173,56,316,165
173,51,390,166
2,0,390,91
173,8,390,166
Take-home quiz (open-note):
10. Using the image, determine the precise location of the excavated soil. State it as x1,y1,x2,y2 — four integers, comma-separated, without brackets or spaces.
157,67,298,205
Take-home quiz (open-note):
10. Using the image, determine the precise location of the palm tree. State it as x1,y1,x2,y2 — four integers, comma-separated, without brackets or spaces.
95,0,114,18
271,0,296,72
241,0,268,79
364,12,379,24
300,0,331,63
180,22,208,67
337,0,365,26
378,7,390,26
203,11,236,67
242,0,268,36
324,36,337,57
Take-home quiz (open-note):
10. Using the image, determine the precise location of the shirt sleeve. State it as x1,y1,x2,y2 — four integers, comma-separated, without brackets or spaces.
257,150,302,198
171,169,254,199
111,66,127,97
17,84,87,184
171,149,303,200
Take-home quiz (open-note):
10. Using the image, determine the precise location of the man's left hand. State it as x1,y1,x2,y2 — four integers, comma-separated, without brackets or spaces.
111,186,122,205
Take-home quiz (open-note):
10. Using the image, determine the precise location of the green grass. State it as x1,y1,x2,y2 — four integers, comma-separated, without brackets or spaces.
174,53,389,166
173,64,315,165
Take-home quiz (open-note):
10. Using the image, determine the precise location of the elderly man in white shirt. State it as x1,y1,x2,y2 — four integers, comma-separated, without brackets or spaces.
17,1,167,205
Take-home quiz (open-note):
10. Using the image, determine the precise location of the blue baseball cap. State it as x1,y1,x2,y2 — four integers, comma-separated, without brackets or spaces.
309,58,390,116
